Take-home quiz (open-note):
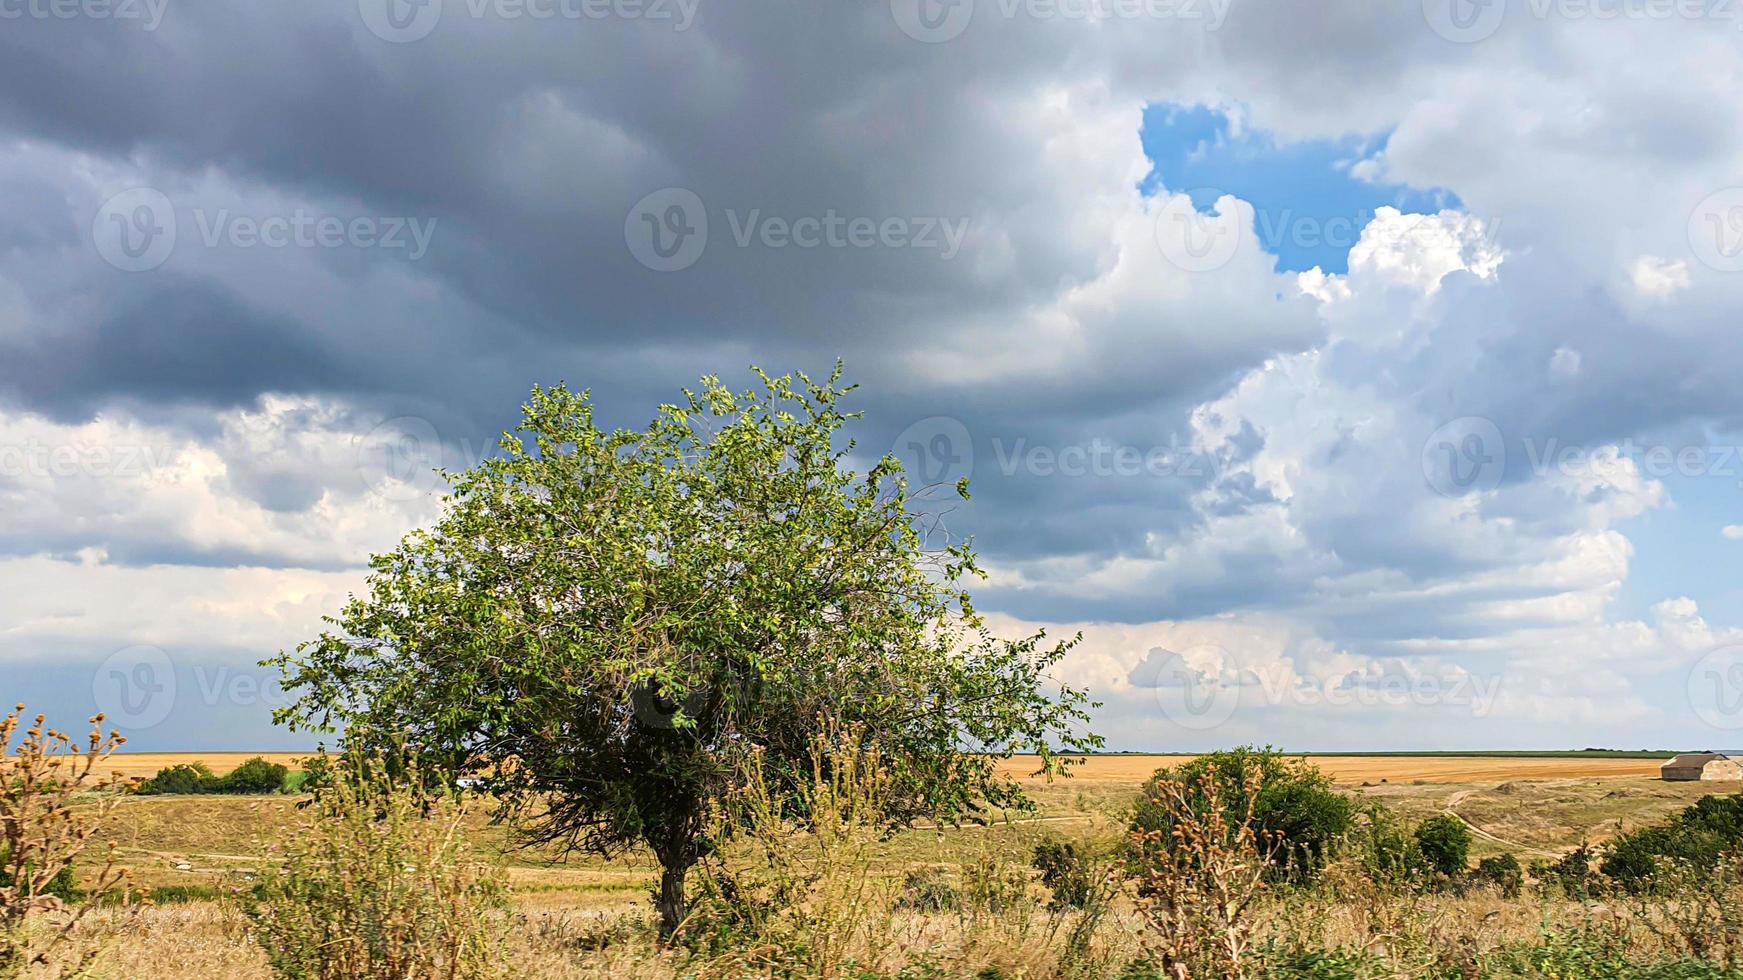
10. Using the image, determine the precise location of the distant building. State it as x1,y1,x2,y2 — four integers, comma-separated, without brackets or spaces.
1661,753,1743,781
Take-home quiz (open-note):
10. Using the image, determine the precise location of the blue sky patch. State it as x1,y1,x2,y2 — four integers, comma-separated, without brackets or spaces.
1139,104,1462,274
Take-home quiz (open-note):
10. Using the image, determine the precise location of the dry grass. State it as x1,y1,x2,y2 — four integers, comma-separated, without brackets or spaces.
50,754,1743,978
1358,777,1722,859
61,876,1743,979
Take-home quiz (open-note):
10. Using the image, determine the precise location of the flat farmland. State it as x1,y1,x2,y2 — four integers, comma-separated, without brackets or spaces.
82,750,1723,904
996,753,1668,786
106,751,1668,785
100,752,309,780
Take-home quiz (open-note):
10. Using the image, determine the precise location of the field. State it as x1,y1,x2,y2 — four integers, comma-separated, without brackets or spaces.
93,752,1708,895
994,754,1668,785
97,752,308,781
39,751,1743,978
114,750,1669,785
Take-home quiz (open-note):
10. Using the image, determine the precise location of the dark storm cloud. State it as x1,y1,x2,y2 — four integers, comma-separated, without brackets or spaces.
0,279,352,418
3,0,1743,645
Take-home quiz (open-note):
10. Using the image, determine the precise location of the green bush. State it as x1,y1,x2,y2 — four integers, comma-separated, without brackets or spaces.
1533,842,1598,899
1413,813,1471,877
136,761,217,795
1354,803,1427,884
217,757,289,794
137,757,289,795
1031,838,1094,910
1474,852,1523,897
1601,792,1743,893
0,854,77,903
1129,747,1355,882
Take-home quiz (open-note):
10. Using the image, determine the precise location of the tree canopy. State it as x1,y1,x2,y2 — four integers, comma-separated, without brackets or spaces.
1129,747,1355,883
272,366,1099,932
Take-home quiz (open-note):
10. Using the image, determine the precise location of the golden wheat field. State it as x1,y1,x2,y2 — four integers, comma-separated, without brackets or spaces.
993,753,1666,785
110,751,1665,786
98,752,309,780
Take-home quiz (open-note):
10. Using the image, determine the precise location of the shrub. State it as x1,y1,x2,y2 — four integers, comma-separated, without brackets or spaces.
1032,838,1094,910
0,706,137,978
216,756,288,794
1130,747,1354,882
0,863,76,906
894,869,960,912
1535,842,1599,899
140,757,289,795
1474,852,1523,897
1129,762,1278,978
1353,804,1426,885
1602,793,1743,893
136,761,217,795
245,748,508,980
1413,814,1471,878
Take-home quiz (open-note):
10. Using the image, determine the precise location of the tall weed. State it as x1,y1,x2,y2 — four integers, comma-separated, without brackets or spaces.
245,749,508,980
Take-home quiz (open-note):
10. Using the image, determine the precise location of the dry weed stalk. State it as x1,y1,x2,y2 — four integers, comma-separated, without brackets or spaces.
0,705,134,979
695,721,894,979
246,749,508,980
1129,763,1277,980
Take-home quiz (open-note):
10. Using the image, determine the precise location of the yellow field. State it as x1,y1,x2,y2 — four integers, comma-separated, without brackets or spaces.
101,746,1666,784
995,753,1666,785
106,751,1666,786
101,752,309,780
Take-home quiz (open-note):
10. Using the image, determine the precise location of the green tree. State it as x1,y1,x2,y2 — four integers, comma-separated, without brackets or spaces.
272,366,1098,935
1129,747,1355,882
1413,813,1472,877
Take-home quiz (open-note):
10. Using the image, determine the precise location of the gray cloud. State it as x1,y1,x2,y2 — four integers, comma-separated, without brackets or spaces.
5,2,1743,747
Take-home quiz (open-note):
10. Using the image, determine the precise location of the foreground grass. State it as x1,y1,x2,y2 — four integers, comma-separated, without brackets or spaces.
56,879,1743,979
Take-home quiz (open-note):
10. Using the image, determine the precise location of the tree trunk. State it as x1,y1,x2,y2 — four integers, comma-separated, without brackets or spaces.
656,858,689,938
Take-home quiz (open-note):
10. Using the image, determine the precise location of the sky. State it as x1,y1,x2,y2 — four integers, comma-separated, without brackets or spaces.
4,0,1743,752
